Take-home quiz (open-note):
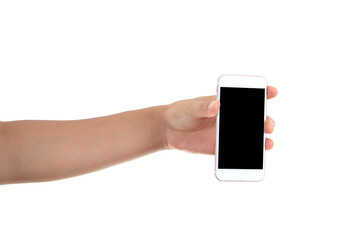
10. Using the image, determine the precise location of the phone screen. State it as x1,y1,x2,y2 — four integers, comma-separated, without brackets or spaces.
218,87,265,169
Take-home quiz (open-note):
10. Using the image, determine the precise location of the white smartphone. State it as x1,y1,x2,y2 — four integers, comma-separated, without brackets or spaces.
215,75,267,181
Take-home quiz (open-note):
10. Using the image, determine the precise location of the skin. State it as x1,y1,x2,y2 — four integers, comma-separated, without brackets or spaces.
0,86,278,184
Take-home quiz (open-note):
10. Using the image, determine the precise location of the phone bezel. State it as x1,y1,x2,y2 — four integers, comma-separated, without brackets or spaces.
215,74,267,182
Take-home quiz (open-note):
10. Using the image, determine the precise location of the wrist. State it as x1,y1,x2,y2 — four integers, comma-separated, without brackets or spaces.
152,105,169,151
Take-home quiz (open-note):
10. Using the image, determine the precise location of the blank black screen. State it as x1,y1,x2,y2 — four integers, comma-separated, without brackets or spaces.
218,87,265,169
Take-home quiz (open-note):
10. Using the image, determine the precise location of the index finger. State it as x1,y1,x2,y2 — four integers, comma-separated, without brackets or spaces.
267,86,278,99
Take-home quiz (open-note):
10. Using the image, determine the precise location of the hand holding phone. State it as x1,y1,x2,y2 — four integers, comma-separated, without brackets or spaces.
160,76,276,181
215,75,269,181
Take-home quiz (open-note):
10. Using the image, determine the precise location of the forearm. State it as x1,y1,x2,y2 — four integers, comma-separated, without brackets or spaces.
0,106,167,184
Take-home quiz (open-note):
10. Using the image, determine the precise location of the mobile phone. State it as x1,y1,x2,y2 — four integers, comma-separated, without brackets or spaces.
215,75,267,181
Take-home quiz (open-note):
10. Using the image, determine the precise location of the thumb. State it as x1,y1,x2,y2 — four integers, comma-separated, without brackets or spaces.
185,99,220,119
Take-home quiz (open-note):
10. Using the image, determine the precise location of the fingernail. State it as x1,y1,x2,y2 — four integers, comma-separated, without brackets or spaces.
207,100,216,112
206,100,218,117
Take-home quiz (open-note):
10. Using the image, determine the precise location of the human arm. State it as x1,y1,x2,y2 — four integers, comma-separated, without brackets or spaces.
0,106,166,184
0,86,277,184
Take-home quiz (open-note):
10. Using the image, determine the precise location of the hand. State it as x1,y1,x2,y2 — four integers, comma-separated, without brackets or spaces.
161,86,278,154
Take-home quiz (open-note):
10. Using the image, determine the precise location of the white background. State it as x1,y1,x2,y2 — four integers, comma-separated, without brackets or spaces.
1,0,345,239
